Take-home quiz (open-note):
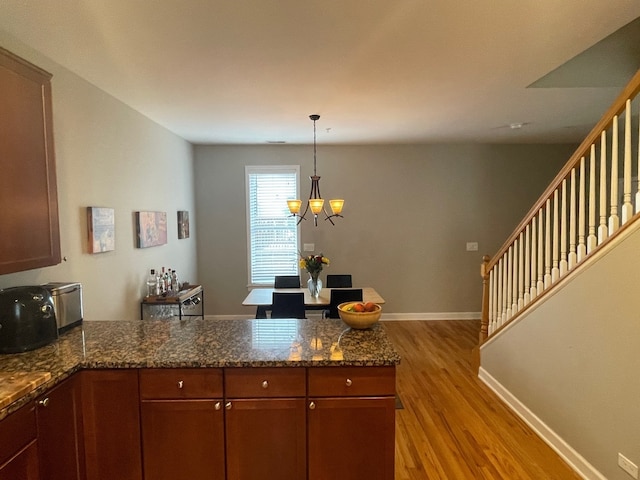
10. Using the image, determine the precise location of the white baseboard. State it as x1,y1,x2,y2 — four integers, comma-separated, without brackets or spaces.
478,367,606,480
204,312,480,321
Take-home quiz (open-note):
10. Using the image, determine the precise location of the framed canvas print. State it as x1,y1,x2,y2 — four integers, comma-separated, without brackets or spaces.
135,211,167,248
87,207,115,253
177,211,190,239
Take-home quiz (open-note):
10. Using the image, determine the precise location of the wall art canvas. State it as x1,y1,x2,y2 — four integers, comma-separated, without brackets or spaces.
135,211,167,248
87,207,115,253
177,210,190,239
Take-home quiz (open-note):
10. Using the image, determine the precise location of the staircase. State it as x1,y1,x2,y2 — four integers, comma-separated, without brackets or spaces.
477,70,640,480
480,68,640,342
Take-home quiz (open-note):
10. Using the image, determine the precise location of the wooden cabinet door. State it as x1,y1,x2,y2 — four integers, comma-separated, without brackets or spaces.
307,396,396,480
0,402,39,479
36,374,86,480
0,440,40,480
81,370,142,480
225,398,306,480
140,400,225,480
0,47,60,274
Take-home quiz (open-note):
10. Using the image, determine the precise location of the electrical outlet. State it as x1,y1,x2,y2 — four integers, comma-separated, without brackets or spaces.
466,242,479,252
619,453,639,479
303,243,315,252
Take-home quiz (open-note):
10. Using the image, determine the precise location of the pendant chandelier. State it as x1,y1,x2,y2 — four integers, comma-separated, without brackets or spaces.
287,114,344,226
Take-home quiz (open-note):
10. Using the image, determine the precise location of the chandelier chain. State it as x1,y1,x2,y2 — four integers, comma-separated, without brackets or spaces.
312,115,318,176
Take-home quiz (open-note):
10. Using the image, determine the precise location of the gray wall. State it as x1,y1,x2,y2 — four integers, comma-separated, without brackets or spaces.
194,143,576,316
0,31,198,320
480,221,640,480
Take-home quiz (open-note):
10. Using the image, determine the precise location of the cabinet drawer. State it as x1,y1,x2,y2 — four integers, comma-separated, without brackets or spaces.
139,369,223,399
308,366,395,397
0,403,37,467
225,368,306,398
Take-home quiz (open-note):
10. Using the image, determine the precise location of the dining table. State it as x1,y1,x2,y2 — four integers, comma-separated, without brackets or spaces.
242,287,385,312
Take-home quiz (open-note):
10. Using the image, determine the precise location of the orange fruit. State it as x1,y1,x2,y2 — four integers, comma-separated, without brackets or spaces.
353,303,365,312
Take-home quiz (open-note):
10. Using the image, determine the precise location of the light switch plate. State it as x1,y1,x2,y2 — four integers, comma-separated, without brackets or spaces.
619,453,639,478
466,242,479,251
303,243,315,252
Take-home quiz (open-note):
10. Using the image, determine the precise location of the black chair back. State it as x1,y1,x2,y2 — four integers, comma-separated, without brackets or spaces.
271,292,306,319
274,275,301,288
326,274,352,288
327,288,363,319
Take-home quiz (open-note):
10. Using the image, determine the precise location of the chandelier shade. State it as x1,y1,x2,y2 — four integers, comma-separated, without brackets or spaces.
287,114,344,226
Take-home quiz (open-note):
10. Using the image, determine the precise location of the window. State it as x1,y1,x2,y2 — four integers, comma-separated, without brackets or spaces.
246,166,299,285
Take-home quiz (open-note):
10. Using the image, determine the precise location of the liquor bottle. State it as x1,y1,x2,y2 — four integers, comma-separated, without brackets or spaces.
146,269,157,297
171,270,179,292
164,267,172,292
157,269,164,294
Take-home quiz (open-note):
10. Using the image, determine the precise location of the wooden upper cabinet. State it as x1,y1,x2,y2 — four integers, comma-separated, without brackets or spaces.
0,47,60,275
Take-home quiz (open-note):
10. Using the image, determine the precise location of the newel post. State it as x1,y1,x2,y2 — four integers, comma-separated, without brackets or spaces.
480,255,490,343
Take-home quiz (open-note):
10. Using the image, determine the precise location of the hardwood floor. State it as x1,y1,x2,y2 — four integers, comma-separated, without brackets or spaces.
385,320,581,480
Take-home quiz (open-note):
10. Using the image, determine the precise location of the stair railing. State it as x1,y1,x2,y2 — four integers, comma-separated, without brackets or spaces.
480,68,640,343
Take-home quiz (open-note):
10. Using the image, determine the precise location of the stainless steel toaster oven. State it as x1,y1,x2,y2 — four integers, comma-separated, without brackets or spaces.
42,282,83,332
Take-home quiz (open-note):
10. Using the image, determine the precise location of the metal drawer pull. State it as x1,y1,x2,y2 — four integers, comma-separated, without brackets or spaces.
261,380,269,389
345,378,352,387
37,397,50,407
309,401,316,410
177,380,184,389
225,402,232,410
214,402,221,411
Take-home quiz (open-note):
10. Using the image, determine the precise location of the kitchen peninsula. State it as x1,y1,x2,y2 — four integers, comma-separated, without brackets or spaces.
0,318,400,480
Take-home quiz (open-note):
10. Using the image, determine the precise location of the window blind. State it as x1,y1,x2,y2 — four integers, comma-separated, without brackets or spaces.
246,166,299,285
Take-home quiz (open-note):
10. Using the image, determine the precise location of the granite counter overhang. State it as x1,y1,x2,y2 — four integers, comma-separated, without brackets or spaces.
0,317,401,420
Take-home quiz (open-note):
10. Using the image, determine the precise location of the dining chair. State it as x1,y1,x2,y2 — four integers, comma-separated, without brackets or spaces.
326,274,352,288
326,288,363,319
274,275,301,288
271,292,306,319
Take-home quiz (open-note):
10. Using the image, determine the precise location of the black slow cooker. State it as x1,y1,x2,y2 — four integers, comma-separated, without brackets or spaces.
0,286,58,353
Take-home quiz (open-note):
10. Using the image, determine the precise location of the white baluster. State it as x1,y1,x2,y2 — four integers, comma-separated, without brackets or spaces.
587,144,598,253
569,168,577,270
490,269,497,335
517,232,524,310
537,210,545,293
559,179,568,276
622,99,633,224
497,256,504,329
530,217,538,300
487,269,495,335
506,246,513,321
552,190,560,283
511,241,518,316
544,199,552,288
598,131,608,244
636,98,640,214
524,224,531,305
609,116,620,234
578,156,587,261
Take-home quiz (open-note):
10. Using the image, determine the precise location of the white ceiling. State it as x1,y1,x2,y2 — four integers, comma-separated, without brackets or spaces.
1,1,640,145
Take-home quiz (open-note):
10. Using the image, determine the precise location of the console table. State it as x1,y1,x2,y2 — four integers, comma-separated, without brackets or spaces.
140,284,204,320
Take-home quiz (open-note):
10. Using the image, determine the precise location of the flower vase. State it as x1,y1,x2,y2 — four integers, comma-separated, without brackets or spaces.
308,273,322,298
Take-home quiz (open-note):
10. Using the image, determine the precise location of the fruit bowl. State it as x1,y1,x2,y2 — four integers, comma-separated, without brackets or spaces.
337,302,382,329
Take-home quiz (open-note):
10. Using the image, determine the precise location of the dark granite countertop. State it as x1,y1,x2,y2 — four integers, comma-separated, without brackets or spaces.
0,318,400,419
